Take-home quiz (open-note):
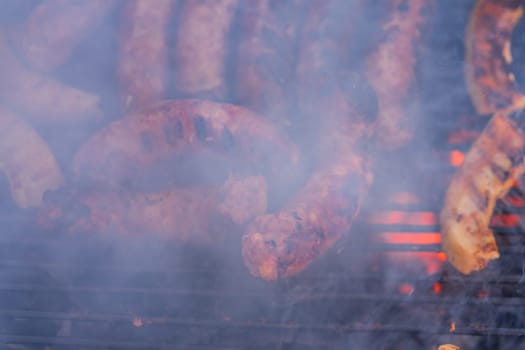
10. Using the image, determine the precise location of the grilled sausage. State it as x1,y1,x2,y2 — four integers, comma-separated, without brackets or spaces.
72,99,299,195
37,175,267,244
440,111,525,275
465,0,525,115
173,0,239,100
118,0,175,112
241,1,375,281
364,0,435,148
0,106,63,208
295,0,364,147
242,98,373,280
0,37,103,123
234,0,303,128
10,0,117,72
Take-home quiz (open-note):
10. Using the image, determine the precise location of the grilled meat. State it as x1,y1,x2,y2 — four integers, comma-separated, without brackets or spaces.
118,0,175,112
465,0,525,115
38,175,267,243
242,0,375,280
440,111,525,275
0,106,63,208
0,36,103,123
364,0,435,148
234,0,303,128
173,0,239,100
10,0,117,72
72,99,299,205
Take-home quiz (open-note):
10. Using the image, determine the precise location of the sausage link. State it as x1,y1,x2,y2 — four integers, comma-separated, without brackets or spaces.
234,0,303,128
118,0,175,112
11,0,117,72
241,1,377,280
0,37,103,123
465,0,525,115
364,0,435,148
38,175,267,244
0,106,63,208
173,0,239,99
72,99,299,195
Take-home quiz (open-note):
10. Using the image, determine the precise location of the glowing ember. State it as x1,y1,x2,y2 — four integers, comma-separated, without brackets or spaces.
449,150,465,167
132,317,143,328
492,214,520,227
383,252,445,275
388,192,420,205
367,211,437,225
380,232,441,245
439,344,460,350
433,282,442,294
399,283,415,295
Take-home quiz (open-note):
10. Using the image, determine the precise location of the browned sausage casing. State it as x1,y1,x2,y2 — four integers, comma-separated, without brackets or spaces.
174,0,239,99
242,0,375,281
465,0,525,115
72,99,299,193
118,0,175,112
11,0,117,72
0,37,103,123
38,175,267,244
242,98,373,280
234,0,303,127
364,0,435,148
0,106,63,208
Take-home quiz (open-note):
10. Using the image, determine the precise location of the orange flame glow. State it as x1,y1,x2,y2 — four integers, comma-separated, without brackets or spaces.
399,283,415,295
368,201,445,276
368,211,437,226
449,150,465,167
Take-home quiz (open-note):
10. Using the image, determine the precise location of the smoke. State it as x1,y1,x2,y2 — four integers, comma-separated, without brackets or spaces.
1,0,523,349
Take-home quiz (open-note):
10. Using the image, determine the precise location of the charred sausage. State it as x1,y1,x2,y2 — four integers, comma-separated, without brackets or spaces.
243,0,376,279
242,88,374,280
38,175,267,244
440,111,525,275
10,0,117,72
72,99,299,196
465,0,525,115
0,106,63,208
234,0,303,128
0,36,103,123
364,0,435,148
173,0,239,100
118,0,175,112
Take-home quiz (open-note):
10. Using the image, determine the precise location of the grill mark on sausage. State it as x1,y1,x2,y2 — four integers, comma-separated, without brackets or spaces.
163,119,184,145
140,131,154,153
221,127,235,150
194,115,208,141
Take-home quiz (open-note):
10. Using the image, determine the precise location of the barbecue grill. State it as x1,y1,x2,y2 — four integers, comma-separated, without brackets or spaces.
1,0,525,349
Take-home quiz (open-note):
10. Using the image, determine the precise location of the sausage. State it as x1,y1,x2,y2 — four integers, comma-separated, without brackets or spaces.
10,0,117,72
242,100,373,280
173,0,239,100
0,36,103,123
465,0,525,115
295,0,363,145
364,0,435,148
440,111,525,275
118,0,175,112
37,175,267,244
241,1,375,281
0,106,63,208
72,99,299,196
234,0,303,128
